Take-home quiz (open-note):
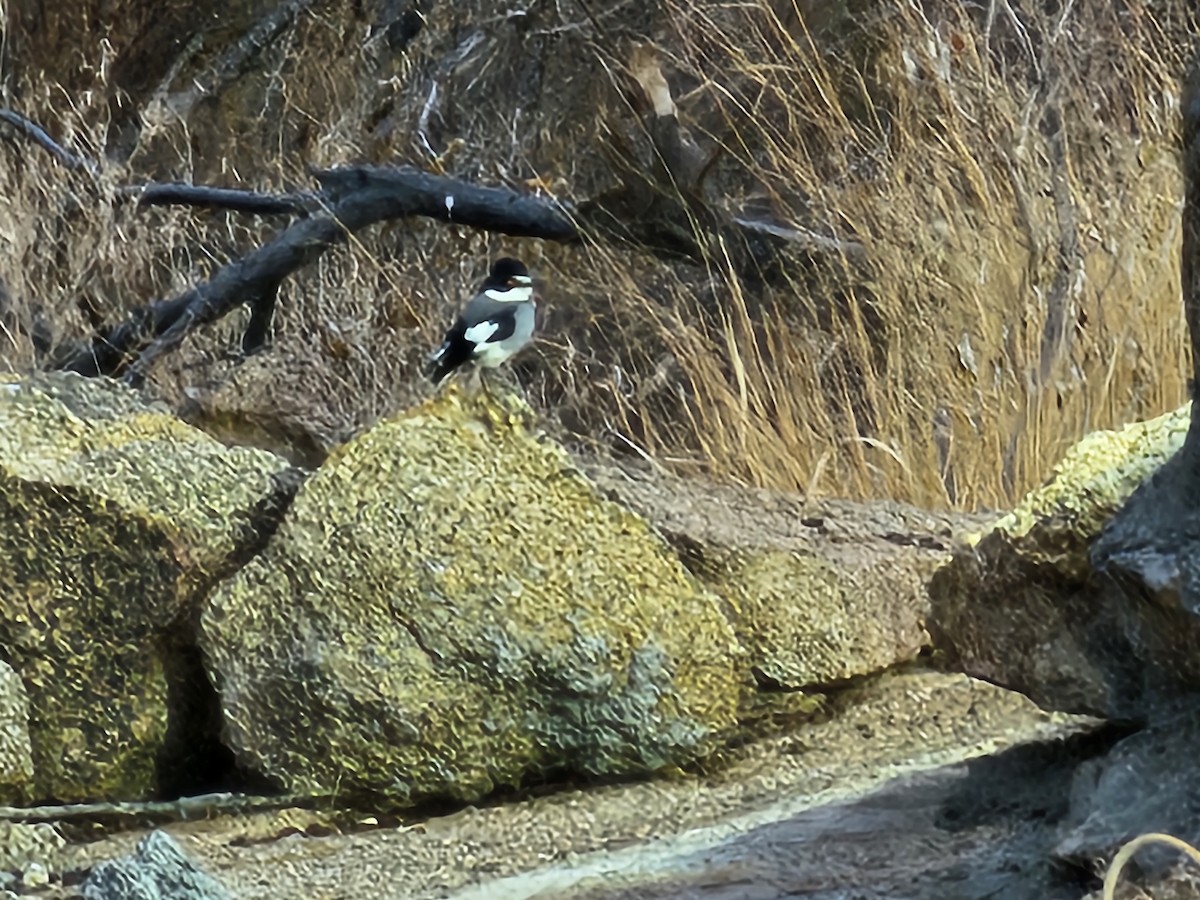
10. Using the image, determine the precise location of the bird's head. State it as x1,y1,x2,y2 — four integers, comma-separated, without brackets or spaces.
482,257,534,302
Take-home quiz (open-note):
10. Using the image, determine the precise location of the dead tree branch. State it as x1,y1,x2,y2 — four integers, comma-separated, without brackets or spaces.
0,791,317,823
0,109,98,173
314,166,578,239
145,0,317,124
56,165,581,384
126,182,316,216
595,45,866,274
53,149,866,383
23,42,864,386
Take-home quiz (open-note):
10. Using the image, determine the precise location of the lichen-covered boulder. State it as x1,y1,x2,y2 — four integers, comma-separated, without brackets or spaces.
0,660,33,800
0,373,298,801
202,387,747,804
928,404,1191,717
589,464,985,690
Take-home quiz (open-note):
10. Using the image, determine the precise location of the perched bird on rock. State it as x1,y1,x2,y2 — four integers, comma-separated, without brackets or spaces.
427,257,537,386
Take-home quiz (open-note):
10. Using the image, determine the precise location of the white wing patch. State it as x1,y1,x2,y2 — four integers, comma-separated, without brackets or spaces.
464,320,501,345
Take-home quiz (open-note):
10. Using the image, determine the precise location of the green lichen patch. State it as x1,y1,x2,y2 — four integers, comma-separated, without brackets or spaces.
975,404,1190,557
0,821,64,872
0,660,33,800
203,385,747,804
0,373,296,801
698,548,932,689
586,467,971,695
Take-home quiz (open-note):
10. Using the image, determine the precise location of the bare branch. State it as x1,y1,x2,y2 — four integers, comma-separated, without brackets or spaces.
145,0,316,124
0,791,316,823
125,182,316,216
0,109,98,173
612,43,867,275
313,165,579,239
56,164,581,383
53,139,864,382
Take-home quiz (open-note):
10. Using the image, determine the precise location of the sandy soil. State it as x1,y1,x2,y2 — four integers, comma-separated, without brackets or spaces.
38,670,1094,900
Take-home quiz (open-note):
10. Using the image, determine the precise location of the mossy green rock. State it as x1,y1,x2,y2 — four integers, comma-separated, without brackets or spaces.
588,465,984,691
694,548,931,689
0,660,33,800
202,387,746,803
0,373,297,801
928,405,1191,716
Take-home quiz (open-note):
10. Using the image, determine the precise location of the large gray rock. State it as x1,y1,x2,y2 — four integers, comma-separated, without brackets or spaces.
0,373,299,801
590,463,989,689
202,387,747,804
1055,711,1200,878
928,405,1193,717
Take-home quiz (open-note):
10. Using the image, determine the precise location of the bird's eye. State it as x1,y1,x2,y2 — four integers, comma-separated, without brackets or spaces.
507,278,517,287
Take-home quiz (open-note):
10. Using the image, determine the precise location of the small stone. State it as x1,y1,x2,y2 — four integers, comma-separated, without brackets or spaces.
82,830,230,900
21,861,49,889
0,822,64,870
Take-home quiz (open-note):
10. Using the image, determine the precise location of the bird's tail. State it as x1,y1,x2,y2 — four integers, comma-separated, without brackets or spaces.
425,347,452,384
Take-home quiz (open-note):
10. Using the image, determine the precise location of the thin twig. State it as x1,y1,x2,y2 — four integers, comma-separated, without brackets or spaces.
0,109,98,173
125,182,318,216
1103,832,1200,900
0,791,317,823
732,217,866,261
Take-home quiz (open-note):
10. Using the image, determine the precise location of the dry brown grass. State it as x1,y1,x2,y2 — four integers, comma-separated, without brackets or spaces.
0,0,1195,510
562,0,1195,510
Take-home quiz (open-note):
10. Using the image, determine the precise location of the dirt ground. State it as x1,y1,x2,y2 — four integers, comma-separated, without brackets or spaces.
34,670,1099,900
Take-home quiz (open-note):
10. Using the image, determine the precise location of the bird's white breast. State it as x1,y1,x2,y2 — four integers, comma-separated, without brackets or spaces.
473,341,518,368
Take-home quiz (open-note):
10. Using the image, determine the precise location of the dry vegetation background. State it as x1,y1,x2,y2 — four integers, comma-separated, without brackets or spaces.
0,0,1195,510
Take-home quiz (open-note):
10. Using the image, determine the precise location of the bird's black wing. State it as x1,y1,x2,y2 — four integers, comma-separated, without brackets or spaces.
427,304,523,384
472,306,518,344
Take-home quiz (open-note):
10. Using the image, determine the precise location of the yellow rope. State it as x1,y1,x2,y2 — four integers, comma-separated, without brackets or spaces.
1102,832,1200,900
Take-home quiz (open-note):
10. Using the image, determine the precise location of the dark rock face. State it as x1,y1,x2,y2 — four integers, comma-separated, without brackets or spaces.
929,59,1200,726
1055,711,1200,878
1084,58,1200,711
927,406,1195,719
0,373,300,801
929,53,1200,899
82,830,231,900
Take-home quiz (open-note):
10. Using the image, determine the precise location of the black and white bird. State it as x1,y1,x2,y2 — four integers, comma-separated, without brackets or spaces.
427,257,537,385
